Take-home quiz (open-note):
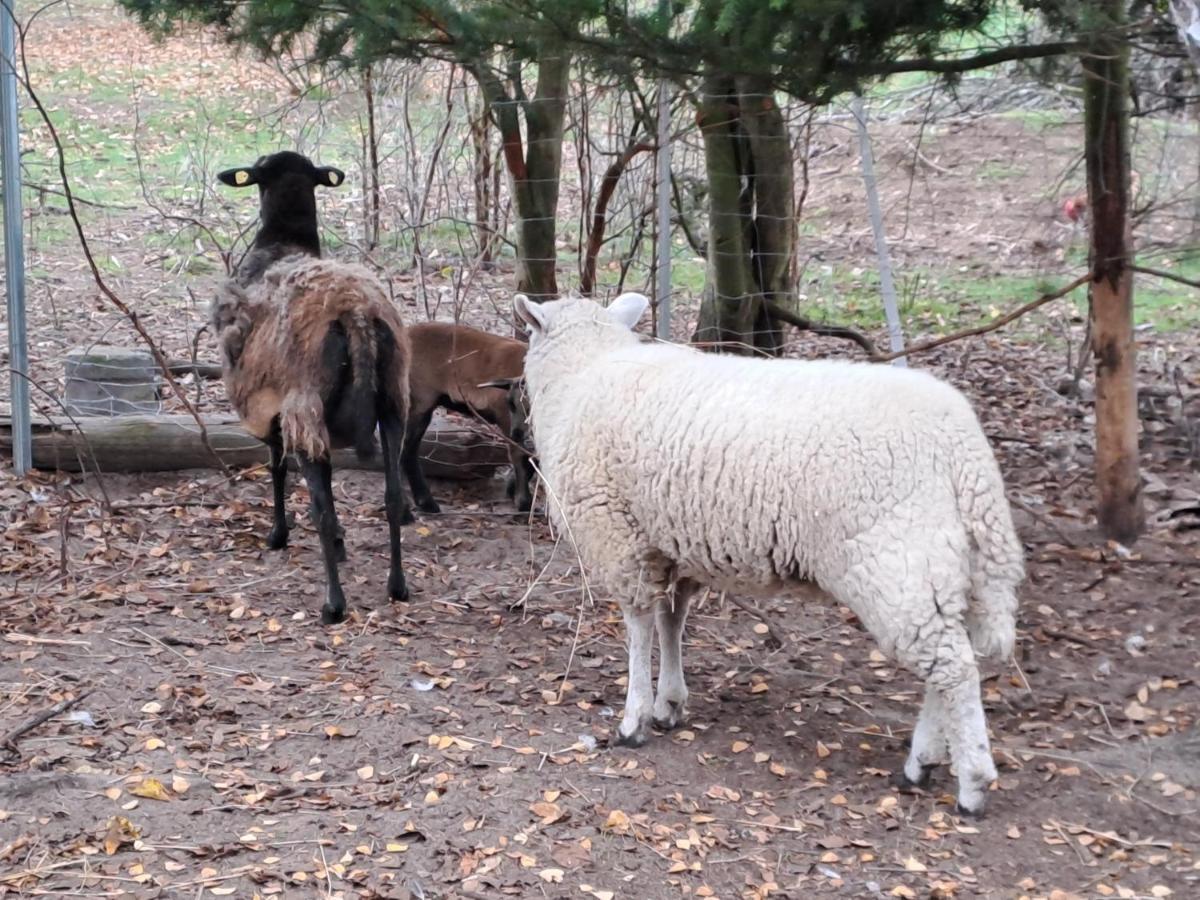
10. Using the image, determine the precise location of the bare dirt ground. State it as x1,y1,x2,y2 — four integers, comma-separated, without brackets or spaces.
2,4,1200,900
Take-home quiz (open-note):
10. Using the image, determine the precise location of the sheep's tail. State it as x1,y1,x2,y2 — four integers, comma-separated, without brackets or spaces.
956,444,1024,660
340,311,380,460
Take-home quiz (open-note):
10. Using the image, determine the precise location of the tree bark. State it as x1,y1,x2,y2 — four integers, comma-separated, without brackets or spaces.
476,54,570,300
1083,1,1144,544
692,72,795,354
694,74,757,348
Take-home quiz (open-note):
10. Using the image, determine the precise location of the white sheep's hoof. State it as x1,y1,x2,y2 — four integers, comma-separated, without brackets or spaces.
651,698,687,732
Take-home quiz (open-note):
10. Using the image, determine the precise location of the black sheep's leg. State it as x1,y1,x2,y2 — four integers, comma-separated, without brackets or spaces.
378,413,410,602
300,455,348,625
401,410,439,516
265,425,290,550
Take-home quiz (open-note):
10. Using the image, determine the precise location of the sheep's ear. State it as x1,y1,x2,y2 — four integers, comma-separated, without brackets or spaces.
608,292,649,330
317,166,346,188
513,294,549,334
217,166,259,188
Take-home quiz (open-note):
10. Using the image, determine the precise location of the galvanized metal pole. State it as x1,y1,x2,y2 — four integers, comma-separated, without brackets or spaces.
1,1,31,471
852,95,907,367
653,6,672,340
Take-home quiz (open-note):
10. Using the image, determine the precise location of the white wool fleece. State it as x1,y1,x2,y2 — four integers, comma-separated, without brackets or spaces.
517,294,1024,662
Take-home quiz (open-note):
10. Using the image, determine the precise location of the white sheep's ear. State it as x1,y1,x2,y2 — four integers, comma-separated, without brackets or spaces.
513,293,549,334
608,292,649,330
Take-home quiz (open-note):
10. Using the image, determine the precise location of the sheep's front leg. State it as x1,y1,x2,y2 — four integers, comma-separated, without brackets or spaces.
300,456,348,625
615,603,655,747
652,579,697,731
400,410,438,518
265,428,290,551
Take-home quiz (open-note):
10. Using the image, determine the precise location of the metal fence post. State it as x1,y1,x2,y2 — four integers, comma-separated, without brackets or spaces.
852,95,907,367
653,1,672,341
2,1,31,472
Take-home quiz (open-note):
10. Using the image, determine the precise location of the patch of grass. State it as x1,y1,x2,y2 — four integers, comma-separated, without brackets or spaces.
976,159,1025,181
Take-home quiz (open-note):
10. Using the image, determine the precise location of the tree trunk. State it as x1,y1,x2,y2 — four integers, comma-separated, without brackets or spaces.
477,55,570,300
1083,2,1144,544
692,73,795,354
468,73,498,267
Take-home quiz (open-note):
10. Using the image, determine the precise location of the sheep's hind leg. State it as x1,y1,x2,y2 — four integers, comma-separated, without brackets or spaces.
615,603,655,747
895,684,950,790
265,427,290,551
301,456,349,625
378,414,410,603
652,579,697,731
906,627,997,816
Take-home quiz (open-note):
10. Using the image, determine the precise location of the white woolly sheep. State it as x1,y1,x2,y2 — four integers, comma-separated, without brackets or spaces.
513,292,1024,816
213,151,412,625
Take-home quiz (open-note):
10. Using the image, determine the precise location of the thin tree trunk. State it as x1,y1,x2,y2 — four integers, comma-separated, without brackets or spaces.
580,141,652,296
469,72,497,267
693,74,796,354
363,64,381,250
738,74,792,353
1083,1,1144,543
476,54,570,301
694,75,757,348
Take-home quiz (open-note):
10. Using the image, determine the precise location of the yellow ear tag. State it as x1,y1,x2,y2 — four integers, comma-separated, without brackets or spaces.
328,172,341,185
234,170,249,185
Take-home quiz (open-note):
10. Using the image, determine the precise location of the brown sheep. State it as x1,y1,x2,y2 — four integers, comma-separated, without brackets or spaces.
213,151,411,625
404,322,534,515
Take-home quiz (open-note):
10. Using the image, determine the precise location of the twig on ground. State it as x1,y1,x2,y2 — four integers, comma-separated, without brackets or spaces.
1,688,93,755
724,594,786,650
1009,495,1078,548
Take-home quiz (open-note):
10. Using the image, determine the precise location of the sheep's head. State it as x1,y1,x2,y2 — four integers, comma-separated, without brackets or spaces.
217,151,345,194
218,151,346,259
514,292,648,343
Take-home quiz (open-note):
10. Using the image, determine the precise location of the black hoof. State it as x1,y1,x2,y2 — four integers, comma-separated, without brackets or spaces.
389,576,410,603
415,497,440,515
955,801,986,819
321,604,347,625
515,495,533,513
612,727,649,749
652,700,686,732
399,507,417,526
892,764,936,791
266,526,289,550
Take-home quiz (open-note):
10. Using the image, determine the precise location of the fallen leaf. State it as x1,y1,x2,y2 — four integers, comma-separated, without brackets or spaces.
538,868,564,883
102,816,140,855
129,778,171,802
530,800,563,825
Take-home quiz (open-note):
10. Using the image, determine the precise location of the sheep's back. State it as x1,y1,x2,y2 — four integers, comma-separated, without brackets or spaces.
217,257,409,445
539,346,990,593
